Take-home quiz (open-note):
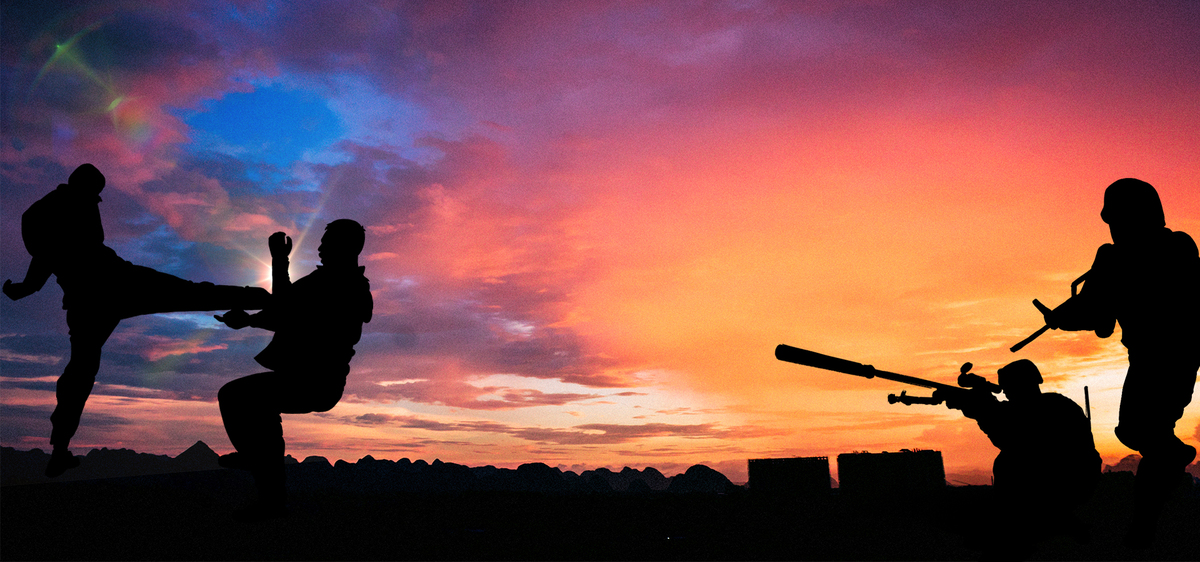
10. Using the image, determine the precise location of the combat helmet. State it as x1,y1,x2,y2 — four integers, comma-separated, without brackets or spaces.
1100,178,1164,228
997,359,1043,389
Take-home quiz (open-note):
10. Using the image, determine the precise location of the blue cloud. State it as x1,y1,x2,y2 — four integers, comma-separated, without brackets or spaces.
178,85,344,171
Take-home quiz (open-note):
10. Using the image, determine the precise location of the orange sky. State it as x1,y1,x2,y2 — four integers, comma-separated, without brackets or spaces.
2,1,1198,483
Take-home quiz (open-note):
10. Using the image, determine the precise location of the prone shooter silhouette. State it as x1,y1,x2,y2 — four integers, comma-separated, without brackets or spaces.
214,219,373,518
934,360,1100,559
1029,179,1199,549
3,164,270,477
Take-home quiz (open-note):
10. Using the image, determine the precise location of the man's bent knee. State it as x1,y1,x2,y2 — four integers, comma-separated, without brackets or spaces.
1115,424,1144,452
1117,423,1184,456
218,379,246,408
219,373,276,409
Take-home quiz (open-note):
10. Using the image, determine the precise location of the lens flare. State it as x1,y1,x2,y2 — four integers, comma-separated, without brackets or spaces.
29,19,163,148
30,20,109,100
107,96,155,145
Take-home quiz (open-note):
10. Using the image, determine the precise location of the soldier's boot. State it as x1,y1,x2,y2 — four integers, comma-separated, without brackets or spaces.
1124,453,1184,550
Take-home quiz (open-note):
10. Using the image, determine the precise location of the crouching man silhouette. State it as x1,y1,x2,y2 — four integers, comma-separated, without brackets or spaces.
935,360,1100,559
215,220,373,518
3,164,270,477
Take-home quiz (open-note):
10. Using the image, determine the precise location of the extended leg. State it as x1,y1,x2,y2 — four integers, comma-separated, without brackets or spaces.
118,264,270,319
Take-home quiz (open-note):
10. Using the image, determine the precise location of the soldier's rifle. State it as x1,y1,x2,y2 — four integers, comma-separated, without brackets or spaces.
1010,271,1090,353
773,344,1000,406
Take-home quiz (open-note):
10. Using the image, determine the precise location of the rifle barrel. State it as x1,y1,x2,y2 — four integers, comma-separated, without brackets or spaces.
774,344,953,391
1010,271,1089,353
1010,324,1051,353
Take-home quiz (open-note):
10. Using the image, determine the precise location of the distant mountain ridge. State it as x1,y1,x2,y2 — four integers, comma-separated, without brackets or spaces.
9,444,1199,491
1102,453,1200,480
0,442,739,494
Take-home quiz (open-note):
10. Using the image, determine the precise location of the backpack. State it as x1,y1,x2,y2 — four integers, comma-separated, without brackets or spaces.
20,187,65,259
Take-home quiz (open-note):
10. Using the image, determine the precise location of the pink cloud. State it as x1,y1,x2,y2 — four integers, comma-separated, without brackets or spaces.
141,338,229,362
355,379,604,411
340,412,783,446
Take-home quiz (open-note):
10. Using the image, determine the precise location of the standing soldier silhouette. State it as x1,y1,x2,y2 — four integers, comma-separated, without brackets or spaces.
214,219,373,518
1039,178,1199,548
937,360,1100,559
3,164,270,477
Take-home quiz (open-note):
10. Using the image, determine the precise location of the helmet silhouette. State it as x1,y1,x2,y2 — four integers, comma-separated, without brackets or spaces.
998,359,1043,389
1100,178,1165,228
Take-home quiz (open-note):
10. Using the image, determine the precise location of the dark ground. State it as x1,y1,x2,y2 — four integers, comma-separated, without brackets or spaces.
1,469,1198,560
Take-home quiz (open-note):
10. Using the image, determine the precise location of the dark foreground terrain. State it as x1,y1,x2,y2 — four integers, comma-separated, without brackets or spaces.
2,466,1198,561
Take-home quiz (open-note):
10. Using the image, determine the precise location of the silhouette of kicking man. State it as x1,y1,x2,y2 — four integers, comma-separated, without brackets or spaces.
1039,178,1199,548
936,360,1100,559
3,164,270,477
215,219,372,517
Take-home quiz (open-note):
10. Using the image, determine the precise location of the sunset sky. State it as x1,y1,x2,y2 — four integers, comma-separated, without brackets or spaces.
2,0,1198,484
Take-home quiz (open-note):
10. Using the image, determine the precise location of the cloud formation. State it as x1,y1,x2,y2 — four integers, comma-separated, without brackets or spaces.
338,411,783,446
2,1,1198,478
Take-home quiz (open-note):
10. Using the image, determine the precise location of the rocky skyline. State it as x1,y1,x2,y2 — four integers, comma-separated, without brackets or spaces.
1,441,738,494
4,444,1198,561
6,442,1197,492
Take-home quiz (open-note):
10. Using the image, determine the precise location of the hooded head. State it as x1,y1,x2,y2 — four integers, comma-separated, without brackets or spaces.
67,164,105,197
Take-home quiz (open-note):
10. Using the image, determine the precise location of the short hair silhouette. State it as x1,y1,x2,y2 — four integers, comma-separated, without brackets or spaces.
323,218,366,257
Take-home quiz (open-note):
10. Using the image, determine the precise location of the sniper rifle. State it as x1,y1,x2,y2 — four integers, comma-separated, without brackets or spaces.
773,344,1000,406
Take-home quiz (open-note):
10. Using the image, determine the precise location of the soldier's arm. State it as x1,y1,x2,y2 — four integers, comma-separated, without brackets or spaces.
1173,230,1199,269
957,390,1000,420
973,401,1012,450
2,255,52,300
1045,244,1117,336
